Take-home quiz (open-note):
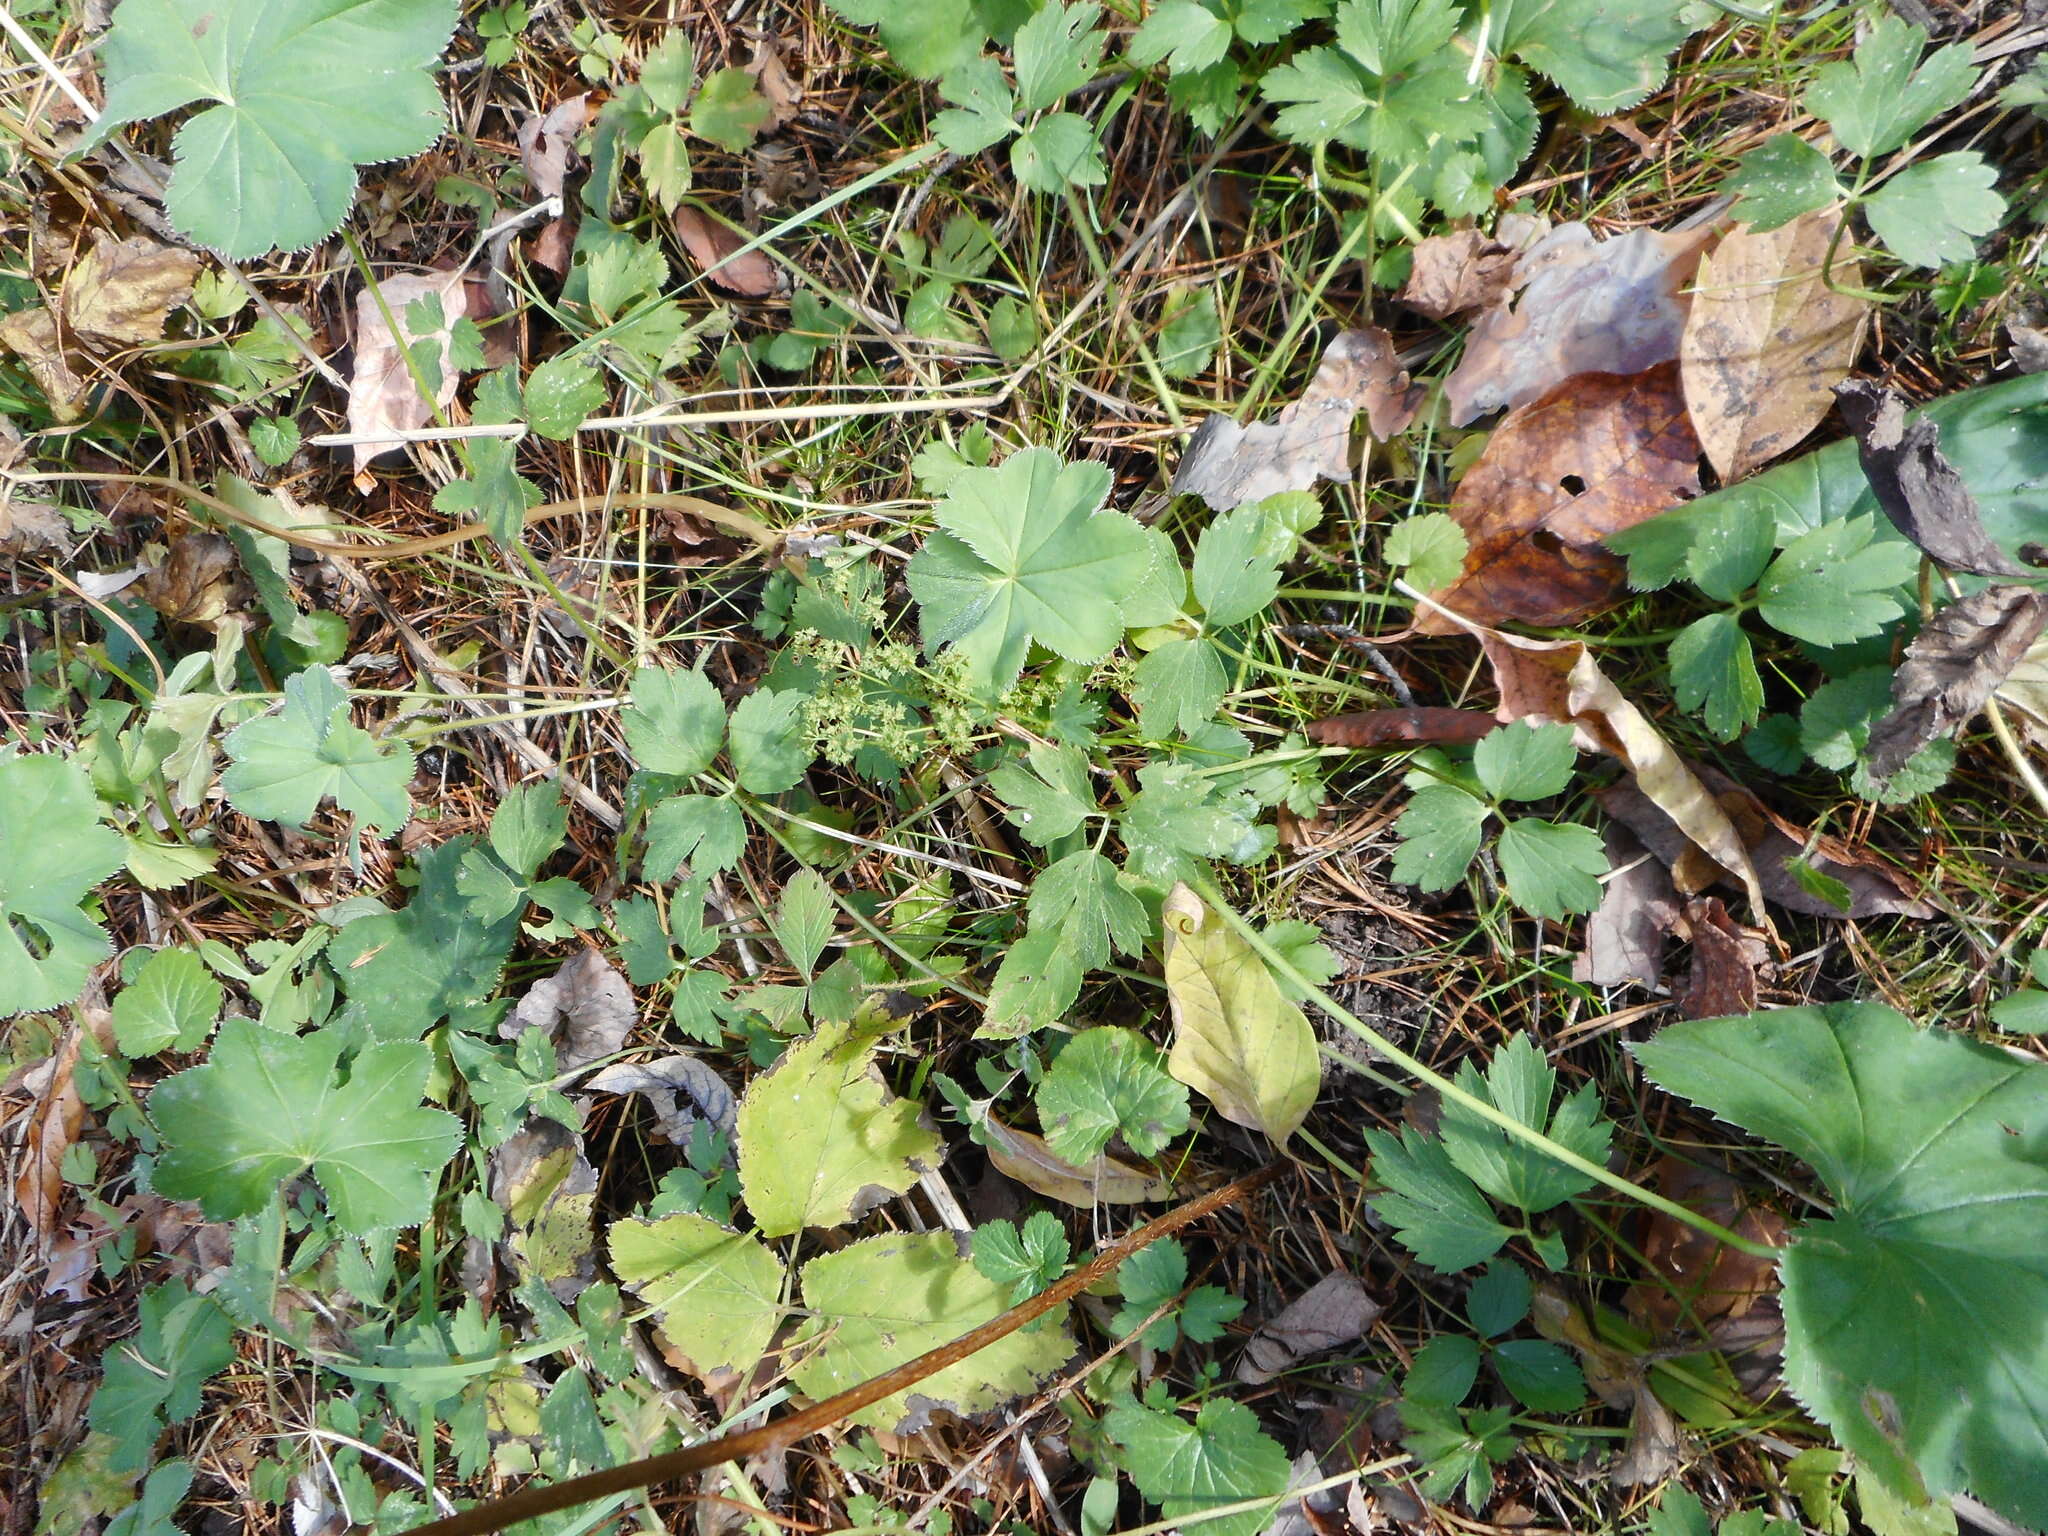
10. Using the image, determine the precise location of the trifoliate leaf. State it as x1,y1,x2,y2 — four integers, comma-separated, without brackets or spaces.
1472,721,1577,803
691,67,773,151
1133,637,1230,738
1014,1,1106,113
934,57,1019,153
327,837,521,1040
736,1021,941,1235
1439,1033,1612,1216
1493,1339,1585,1412
111,946,220,1056
1497,0,1693,114
908,448,1150,695
0,755,126,1018
1669,612,1765,741
1861,153,2006,271
1494,818,1607,920
1803,16,1975,160
1726,134,1842,232
1364,1123,1512,1271
1028,849,1149,972
1010,112,1108,192
1757,517,1919,647
1390,784,1489,893
794,1231,1074,1432
623,666,726,777
1113,1236,1192,1347
435,435,544,546
1635,1002,2048,1525
1161,885,1320,1146
89,1281,233,1473
150,1019,461,1232
1385,512,1469,594
1193,500,1289,628
608,1211,785,1374
990,741,1097,846
523,355,608,440
644,794,747,881
1037,1026,1191,1164
1103,1398,1292,1536
96,0,460,257
222,667,414,833
973,1210,1071,1303
727,687,811,793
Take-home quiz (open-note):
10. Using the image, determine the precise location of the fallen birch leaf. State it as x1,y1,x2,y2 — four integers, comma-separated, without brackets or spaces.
503,948,637,1070
1476,629,1766,917
348,270,469,485
584,1053,737,1142
62,232,201,348
1161,885,1320,1146
1170,328,1420,512
982,1117,1180,1206
1444,222,1713,426
1835,379,2037,577
1867,585,2048,779
1573,824,1678,989
1419,363,1702,634
672,206,782,298
1679,209,1867,483
1237,1271,1380,1384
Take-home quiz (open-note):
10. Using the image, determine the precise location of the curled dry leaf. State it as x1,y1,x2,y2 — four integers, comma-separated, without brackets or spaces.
138,531,242,626
62,232,202,348
1418,362,1702,634
982,1116,1180,1206
1835,379,2037,578
2010,321,2048,375
1397,228,1521,322
1595,765,1932,920
1529,1284,1683,1488
516,94,590,201
1170,328,1421,512
11,1031,85,1247
1868,584,2048,779
673,205,782,298
1477,629,1766,917
348,270,470,486
503,947,637,1070
1679,208,1868,483
0,498,72,556
1443,221,1712,426
1304,706,1498,749
749,40,803,131
1574,823,1678,990
1672,897,1764,1021
1237,1270,1380,1385
584,1053,738,1142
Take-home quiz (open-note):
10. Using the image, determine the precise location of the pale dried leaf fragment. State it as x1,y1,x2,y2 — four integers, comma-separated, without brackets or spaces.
1573,824,1678,989
516,94,590,200
137,531,241,625
1679,209,1868,482
749,40,803,130
1237,1271,1380,1384
585,1053,737,1141
1867,585,2048,779
981,1117,1180,1206
1161,885,1320,1145
0,498,73,555
12,1031,85,1247
0,308,86,420
347,269,470,486
1444,221,1713,425
2009,322,2048,374
1477,629,1767,917
672,206,782,298
1171,328,1421,511
62,232,201,347
503,948,637,1070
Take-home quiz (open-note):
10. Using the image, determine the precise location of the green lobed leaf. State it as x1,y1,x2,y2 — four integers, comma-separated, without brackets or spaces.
111,946,221,1056
1861,153,2006,271
222,667,415,833
1129,0,1233,77
1010,111,1108,192
1391,784,1489,893
1036,1026,1191,1164
150,1019,461,1233
1803,17,1976,160
1013,1,1106,113
990,741,1097,846
523,355,609,440
1495,818,1607,920
97,0,460,257
608,1211,785,1374
934,56,1019,153
1472,721,1577,803
728,688,811,792
1669,612,1765,742
1439,1033,1611,1216
1635,1002,2048,1525
691,67,773,151
1385,511,1469,593
1363,1123,1513,1271
0,755,127,1018
1027,848,1149,972
822,0,985,79
1103,1397,1292,1536
1497,0,1694,114
643,794,748,880
1756,517,1919,648
1132,636,1229,738
973,1210,1071,1303
1726,133,1842,232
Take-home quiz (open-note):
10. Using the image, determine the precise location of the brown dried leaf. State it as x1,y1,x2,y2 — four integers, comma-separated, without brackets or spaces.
348,270,470,484
61,232,201,348
1304,707,1498,749
0,307,86,421
1594,766,1932,919
13,1032,84,1246
1528,1283,1682,1485
1418,363,1701,634
982,1117,1181,1206
749,40,803,130
1679,209,1867,482
1573,824,1678,989
1835,379,2035,577
2010,322,2048,375
1477,630,1766,917
138,531,241,625
1628,1157,1785,1334
0,498,72,556
1171,328,1421,512
517,94,591,202
673,206,782,298
1443,222,1712,426
504,948,637,1071
1237,1271,1381,1384
1398,230,1519,321
1869,585,2048,778
584,1054,737,1143
1672,897,1763,1021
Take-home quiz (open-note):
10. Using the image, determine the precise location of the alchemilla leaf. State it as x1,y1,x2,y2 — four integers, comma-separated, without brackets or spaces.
0,755,127,1018
97,0,460,257
150,1020,461,1233
222,667,414,834
1104,1398,1292,1536
1636,1003,2048,1525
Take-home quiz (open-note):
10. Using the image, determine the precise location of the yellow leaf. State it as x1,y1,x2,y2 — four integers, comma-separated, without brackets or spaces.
1161,886,1319,1146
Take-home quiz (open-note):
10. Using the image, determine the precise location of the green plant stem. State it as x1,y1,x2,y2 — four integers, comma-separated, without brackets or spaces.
1185,873,1780,1261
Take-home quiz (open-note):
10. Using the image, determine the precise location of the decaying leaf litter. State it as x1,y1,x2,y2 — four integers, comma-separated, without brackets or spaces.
4,3,2048,1536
